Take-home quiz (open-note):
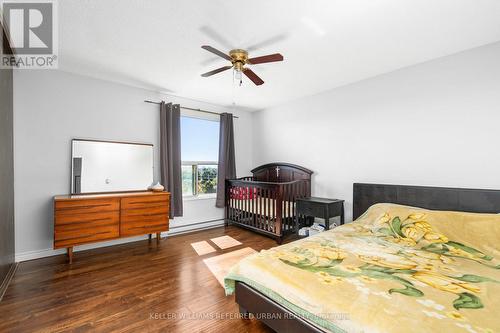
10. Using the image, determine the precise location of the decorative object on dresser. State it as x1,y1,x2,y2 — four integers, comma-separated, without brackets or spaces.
225,163,312,243
149,182,165,192
54,191,170,263
296,197,345,231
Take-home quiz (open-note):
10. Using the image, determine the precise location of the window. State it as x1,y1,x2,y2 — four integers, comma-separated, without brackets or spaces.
181,116,219,198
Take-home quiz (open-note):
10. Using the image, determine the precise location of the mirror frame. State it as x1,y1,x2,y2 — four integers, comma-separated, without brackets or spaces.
70,138,154,195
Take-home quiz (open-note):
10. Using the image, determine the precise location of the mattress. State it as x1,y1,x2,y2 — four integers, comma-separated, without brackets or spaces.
225,203,500,333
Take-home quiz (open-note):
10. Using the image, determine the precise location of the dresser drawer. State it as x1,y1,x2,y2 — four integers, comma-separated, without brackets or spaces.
55,198,120,215
297,201,325,217
121,194,169,210
55,211,119,230
120,200,169,236
121,205,169,219
120,217,169,237
121,211,169,225
54,224,119,248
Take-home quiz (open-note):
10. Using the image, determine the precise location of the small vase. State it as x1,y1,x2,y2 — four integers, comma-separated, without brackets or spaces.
150,182,164,192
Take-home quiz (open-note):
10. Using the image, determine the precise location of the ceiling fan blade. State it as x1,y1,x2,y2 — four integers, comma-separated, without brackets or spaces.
247,53,283,65
201,65,232,77
243,68,264,86
201,45,231,61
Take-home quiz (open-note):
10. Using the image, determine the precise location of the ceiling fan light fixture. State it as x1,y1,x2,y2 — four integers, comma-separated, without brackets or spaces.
233,67,243,86
233,68,242,80
232,58,245,86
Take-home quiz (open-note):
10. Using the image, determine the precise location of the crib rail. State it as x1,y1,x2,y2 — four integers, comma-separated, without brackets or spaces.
224,178,309,242
280,180,309,232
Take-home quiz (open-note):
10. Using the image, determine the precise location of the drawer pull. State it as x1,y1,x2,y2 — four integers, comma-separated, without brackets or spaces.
143,212,165,217
56,230,112,242
128,224,165,231
58,203,112,211
57,217,113,226
128,199,166,205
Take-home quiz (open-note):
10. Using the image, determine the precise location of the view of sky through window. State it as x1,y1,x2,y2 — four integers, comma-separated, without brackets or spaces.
181,116,219,162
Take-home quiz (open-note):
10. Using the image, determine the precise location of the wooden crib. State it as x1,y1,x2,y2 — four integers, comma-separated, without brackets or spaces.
224,163,312,243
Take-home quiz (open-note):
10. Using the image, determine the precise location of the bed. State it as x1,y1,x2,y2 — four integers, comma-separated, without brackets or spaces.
225,183,500,333
225,163,313,243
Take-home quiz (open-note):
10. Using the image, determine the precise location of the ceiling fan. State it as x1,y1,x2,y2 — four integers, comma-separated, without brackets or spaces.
200,45,284,86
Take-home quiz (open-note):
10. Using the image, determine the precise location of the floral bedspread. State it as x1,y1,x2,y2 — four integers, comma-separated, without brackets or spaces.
225,203,500,333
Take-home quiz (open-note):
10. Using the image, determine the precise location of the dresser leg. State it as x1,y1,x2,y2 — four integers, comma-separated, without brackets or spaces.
156,232,161,244
67,247,73,264
148,234,152,241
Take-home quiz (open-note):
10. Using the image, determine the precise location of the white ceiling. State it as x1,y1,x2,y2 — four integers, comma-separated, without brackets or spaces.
59,0,500,110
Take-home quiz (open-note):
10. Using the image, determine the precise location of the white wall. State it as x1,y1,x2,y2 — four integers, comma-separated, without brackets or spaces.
253,42,500,222
13,70,253,261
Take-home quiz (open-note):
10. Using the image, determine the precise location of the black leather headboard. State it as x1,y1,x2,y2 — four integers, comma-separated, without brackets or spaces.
353,183,500,220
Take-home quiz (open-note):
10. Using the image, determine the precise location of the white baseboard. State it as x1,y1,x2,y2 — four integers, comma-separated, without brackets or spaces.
15,219,224,262
16,248,66,262
168,219,224,235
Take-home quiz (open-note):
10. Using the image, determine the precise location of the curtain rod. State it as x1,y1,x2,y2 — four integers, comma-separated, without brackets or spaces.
143,100,239,118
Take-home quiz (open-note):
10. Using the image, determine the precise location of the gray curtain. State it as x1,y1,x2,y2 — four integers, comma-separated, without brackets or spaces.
160,102,183,218
216,113,236,208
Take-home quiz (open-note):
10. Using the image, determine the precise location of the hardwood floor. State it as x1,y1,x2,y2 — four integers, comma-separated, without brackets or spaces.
0,226,279,332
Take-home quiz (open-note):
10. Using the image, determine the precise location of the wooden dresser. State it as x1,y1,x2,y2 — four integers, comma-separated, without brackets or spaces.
54,191,170,263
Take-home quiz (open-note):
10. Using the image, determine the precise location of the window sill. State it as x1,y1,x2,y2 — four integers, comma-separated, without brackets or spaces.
183,194,217,202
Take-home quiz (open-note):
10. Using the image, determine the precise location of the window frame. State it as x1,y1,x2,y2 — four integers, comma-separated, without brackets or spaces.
181,161,218,199
180,112,220,200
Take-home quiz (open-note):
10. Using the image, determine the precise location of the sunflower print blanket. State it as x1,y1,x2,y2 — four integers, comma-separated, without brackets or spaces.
225,203,500,333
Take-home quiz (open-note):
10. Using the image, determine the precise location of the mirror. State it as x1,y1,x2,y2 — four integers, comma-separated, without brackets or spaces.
71,139,154,194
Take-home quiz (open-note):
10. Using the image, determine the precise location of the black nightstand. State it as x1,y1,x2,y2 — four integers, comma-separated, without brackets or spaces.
296,197,345,230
